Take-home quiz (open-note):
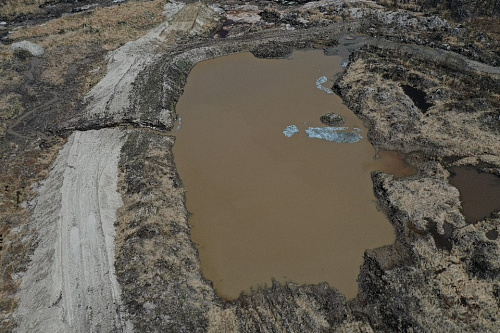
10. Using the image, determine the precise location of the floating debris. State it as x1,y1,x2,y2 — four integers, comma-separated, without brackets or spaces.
306,127,362,143
176,117,182,130
283,125,299,137
316,76,333,94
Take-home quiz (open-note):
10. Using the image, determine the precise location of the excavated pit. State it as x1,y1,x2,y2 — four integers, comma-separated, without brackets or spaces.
173,50,415,300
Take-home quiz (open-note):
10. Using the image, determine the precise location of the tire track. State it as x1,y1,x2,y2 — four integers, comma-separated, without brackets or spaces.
6,57,59,141
13,128,133,333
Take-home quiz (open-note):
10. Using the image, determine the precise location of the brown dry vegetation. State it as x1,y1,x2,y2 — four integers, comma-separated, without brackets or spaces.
0,1,167,330
0,138,64,331
375,0,423,12
115,131,215,331
337,45,500,156
8,0,165,86
0,0,52,19
467,17,500,35
10,0,164,46
0,93,23,137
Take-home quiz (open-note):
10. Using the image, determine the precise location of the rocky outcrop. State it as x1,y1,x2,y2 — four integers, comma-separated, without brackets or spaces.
333,30,500,331
351,167,500,332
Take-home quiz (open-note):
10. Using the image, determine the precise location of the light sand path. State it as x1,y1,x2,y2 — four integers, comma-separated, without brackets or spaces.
14,128,132,333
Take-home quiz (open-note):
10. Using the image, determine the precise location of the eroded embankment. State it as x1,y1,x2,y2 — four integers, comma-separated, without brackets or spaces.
13,129,132,333
335,39,500,331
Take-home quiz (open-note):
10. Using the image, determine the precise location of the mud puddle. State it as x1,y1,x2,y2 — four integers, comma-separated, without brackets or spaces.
402,84,433,113
449,165,500,223
173,50,415,300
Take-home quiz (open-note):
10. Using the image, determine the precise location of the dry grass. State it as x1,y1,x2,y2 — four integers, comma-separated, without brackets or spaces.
11,0,165,47
0,138,65,331
0,0,52,19
465,16,500,37
9,0,165,86
0,93,24,137
374,0,423,12
0,47,22,93
207,307,239,333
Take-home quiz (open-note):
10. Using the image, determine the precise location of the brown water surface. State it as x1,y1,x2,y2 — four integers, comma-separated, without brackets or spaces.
449,165,500,223
173,51,414,300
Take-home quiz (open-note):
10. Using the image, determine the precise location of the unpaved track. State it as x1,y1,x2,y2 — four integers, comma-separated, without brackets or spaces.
14,128,132,333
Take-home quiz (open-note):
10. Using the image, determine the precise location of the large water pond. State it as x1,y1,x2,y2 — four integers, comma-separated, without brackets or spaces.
173,50,415,300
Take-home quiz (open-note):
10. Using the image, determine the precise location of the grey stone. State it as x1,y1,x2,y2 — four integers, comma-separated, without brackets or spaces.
10,41,45,56
320,113,345,126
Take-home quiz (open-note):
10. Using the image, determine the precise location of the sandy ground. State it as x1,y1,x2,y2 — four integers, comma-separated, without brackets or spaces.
13,128,132,333
82,2,216,126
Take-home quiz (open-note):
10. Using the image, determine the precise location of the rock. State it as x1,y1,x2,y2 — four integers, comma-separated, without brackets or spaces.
158,109,174,130
259,9,281,23
320,112,345,126
9,40,45,56
163,0,185,19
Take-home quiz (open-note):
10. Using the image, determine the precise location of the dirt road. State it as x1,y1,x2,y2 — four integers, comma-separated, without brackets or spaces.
13,128,132,333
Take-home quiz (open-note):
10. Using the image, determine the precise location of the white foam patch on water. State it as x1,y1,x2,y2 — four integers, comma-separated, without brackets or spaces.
283,125,299,137
316,76,333,94
306,127,363,143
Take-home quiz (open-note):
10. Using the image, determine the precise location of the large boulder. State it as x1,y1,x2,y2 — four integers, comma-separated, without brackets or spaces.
9,40,45,56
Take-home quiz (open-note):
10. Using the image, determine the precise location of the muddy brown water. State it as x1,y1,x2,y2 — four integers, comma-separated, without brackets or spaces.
449,165,500,223
173,50,415,300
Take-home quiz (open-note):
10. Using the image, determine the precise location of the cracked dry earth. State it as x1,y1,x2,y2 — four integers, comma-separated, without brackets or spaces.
3,0,500,332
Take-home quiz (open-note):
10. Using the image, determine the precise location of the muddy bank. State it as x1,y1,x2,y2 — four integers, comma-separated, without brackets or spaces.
115,130,372,332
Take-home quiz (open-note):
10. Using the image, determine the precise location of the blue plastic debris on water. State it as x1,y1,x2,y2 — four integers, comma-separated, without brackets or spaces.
306,127,363,143
316,76,333,94
176,117,182,130
283,125,300,137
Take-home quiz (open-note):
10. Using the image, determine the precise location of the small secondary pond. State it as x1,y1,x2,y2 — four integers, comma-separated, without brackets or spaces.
402,85,433,113
448,165,500,223
173,50,415,300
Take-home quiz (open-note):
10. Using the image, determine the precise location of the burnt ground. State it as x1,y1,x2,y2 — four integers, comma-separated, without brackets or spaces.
1,0,500,331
